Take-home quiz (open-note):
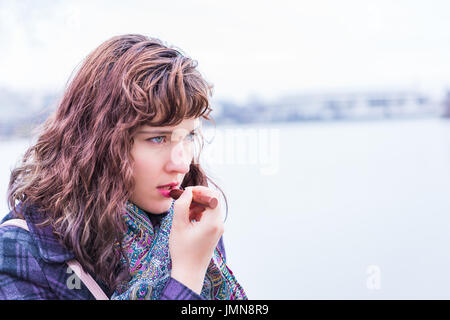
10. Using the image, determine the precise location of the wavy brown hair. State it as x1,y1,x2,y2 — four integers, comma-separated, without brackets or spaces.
7,34,227,292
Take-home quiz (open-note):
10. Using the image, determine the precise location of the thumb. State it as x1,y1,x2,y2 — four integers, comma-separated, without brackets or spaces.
172,187,193,225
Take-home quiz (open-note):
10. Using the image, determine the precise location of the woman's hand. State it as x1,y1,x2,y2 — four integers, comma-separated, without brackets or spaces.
169,186,224,295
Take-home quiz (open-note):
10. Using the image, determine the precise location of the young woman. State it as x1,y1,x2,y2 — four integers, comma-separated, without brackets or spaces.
0,34,247,300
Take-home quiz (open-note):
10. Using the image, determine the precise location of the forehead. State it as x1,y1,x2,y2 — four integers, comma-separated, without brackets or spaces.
138,118,200,133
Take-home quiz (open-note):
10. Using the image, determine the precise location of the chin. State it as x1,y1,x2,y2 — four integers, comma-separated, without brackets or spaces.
146,199,172,214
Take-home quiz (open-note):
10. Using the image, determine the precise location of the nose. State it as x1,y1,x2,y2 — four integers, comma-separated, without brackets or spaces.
164,141,191,174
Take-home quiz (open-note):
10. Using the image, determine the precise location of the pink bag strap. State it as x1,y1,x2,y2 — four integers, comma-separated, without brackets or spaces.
0,218,109,300
66,260,109,300
0,218,29,230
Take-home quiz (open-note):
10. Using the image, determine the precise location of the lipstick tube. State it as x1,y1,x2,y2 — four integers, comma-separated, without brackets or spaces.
169,189,218,209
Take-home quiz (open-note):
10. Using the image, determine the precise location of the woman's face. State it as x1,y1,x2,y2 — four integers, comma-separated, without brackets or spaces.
130,118,200,214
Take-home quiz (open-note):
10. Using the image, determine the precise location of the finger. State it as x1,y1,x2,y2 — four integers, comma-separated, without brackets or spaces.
191,186,216,197
172,186,193,225
195,202,222,229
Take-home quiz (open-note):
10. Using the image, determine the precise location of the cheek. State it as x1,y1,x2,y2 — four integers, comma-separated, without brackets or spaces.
132,148,162,183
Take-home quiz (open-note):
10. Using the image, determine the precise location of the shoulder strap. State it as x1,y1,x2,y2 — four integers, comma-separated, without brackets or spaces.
0,218,29,230
66,260,109,300
0,218,109,300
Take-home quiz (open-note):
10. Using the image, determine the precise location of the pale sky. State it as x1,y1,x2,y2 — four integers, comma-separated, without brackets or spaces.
1,0,450,103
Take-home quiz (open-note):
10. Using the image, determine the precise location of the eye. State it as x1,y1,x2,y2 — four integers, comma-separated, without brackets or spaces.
146,136,166,144
145,131,197,145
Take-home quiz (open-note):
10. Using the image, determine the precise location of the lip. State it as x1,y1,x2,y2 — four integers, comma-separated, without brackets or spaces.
157,182,180,188
157,187,173,198
157,182,180,198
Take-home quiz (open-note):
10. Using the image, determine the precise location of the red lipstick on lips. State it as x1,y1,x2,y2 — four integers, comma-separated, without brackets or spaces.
157,182,179,198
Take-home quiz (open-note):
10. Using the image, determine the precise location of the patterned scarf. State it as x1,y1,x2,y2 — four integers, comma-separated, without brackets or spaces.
111,200,248,300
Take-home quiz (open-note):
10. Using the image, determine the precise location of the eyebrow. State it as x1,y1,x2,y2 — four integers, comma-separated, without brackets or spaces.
137,127,199,135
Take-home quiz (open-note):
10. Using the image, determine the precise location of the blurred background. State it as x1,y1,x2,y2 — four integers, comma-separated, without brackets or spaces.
1,0,450,299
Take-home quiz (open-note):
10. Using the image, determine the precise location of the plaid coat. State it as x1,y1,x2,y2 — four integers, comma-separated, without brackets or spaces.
0,202,226,300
